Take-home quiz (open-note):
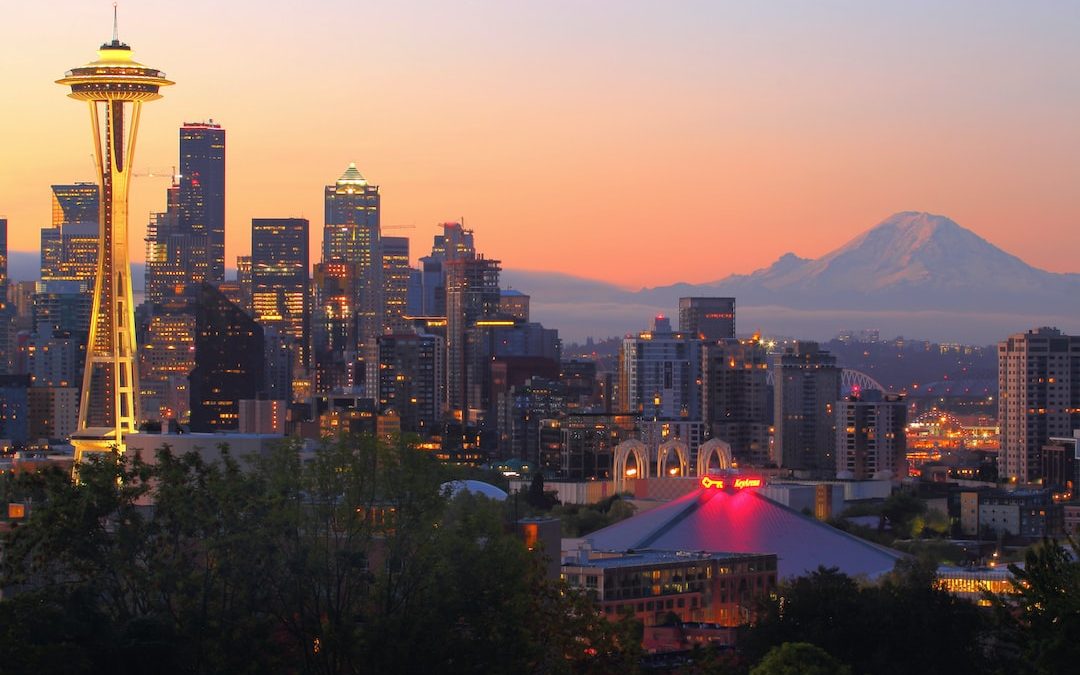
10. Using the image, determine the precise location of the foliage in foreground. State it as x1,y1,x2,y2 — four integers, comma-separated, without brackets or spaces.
738,538,1080,675
551,494,637,537
989,536,1080,675
738,563,988,675
0,437,641,675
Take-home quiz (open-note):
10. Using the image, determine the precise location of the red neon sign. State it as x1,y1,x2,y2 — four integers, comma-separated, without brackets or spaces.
700,476,763,490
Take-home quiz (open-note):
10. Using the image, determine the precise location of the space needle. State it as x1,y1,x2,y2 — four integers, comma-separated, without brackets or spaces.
57,10,173,463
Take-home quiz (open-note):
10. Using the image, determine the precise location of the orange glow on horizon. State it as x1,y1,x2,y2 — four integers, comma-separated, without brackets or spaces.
2,3,1079,290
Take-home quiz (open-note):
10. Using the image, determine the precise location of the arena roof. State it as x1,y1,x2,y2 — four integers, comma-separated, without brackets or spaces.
585,486,904,580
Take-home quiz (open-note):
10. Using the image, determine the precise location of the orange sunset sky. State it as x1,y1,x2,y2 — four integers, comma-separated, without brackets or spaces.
1,0,1078,288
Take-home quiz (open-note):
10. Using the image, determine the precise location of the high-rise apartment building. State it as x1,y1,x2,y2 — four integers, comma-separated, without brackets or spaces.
557,412,638,480
773,342,841,475
29,330,83,389
498,376,564,463
377,331,444,433
251,218,310,373
618,315,706,453
702,337,771,466
679,297,736,340
178,121,226,283
836,391,907,480
28,386,78,442
618,315,702,423
999,328,1080,483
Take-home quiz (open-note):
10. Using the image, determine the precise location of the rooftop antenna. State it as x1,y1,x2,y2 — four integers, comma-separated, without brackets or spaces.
112,3,119,43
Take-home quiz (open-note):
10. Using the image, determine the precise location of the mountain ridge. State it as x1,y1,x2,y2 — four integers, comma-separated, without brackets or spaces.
637,211,1080,313
12,212,1079,343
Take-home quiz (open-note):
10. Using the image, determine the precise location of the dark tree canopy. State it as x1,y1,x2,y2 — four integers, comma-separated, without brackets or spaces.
991,536,1080,675
750,642,851,675
0,437,641,675
738,565,989,675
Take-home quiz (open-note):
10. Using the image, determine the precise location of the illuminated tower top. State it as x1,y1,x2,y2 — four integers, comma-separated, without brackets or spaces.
56,16,173,464
57,36,173,102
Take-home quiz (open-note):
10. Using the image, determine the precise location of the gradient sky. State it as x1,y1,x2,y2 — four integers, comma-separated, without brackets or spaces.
2,1,1079,288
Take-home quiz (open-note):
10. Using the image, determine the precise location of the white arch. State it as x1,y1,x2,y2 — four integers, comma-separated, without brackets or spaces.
841,369,885,395
613,439,650,492
657,439,689,478
697,438,733,476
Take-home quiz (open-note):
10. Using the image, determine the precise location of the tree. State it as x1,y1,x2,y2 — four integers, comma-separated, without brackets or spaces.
740,565,988,675
526,471,558,510
750,642,851,675
880,490,926,538
990,536,1080,674
0,436,643,674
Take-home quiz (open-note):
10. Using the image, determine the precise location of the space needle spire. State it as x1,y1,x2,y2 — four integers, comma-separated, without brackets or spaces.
57,17,174,465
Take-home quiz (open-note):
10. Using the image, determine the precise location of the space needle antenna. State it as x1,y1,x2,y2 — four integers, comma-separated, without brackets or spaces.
112,3,119,42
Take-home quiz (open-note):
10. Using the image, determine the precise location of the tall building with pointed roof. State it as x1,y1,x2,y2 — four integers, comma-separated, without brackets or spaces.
323,163,382,393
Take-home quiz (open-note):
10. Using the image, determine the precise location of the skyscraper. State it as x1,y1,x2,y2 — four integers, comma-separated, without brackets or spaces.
702,337,771,466
679,297,736,340
0,218,7,294
446,255,501,420
836,391,907,480
144,180,210,303
377,331,444,433
189,284,264,432
998,327,1080,483
138,293,197,424
50,182,99,227
312,260,361,392
41,183,99,283
324,163,381,350
773,342,841,475
178,121,226,283
251,218,310,375
382,235,411,334
617,315,705,451
57,28,173,460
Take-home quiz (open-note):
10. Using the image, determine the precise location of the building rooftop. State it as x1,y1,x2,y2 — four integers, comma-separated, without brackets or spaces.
564,549,767,570
584,486,904,580
337,162,368,186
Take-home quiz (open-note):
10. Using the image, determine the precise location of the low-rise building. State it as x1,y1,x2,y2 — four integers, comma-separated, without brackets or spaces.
561,547,776,630
936,565,1018,606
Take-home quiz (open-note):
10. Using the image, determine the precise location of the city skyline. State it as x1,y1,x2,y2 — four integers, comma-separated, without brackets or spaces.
3,1,1080,290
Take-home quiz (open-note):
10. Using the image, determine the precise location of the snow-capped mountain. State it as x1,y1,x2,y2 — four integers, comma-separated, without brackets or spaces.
641,211,1080,313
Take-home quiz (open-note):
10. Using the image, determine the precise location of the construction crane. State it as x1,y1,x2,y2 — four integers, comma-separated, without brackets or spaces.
132,166,180,181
